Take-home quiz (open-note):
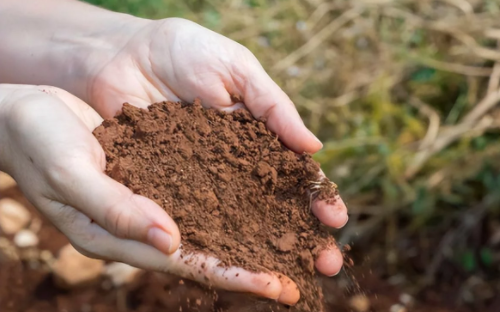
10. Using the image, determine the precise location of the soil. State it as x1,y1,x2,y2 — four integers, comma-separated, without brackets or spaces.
1,182,496,312
93,100,338,312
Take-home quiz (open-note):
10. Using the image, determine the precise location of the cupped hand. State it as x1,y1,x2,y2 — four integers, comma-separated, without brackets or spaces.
0,85,298,302
80,17,349,304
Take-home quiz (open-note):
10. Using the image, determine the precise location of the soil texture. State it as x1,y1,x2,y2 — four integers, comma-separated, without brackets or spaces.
1,180,491,312
93,100,338,311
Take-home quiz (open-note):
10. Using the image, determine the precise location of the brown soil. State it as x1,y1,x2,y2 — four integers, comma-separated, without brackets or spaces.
93,100,338,312
2,183,494,312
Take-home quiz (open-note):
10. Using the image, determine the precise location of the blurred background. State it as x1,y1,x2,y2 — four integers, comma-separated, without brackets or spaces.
2,0,500,311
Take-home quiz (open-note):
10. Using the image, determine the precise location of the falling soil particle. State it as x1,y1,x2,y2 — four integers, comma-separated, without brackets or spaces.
93,100,339,311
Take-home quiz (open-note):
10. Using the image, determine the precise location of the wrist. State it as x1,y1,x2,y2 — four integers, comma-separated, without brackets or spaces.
0,0,151,104
50,14,151,104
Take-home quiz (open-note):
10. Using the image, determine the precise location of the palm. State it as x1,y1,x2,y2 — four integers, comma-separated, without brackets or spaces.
88,18,322,155
90,18,250,119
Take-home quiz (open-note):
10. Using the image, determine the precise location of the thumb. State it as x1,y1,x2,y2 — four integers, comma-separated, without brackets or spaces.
48,164,181,255
237,61,323,154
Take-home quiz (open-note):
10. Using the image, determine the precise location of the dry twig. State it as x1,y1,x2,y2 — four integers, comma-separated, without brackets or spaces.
272,6,364,74
409,97,441,150
463,88,500,123
383,7,500,61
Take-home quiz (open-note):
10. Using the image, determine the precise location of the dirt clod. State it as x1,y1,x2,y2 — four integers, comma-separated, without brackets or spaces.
93,100,339,311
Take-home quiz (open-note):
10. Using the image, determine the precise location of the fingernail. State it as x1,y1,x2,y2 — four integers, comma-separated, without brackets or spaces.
335,215,349,229
307,129,323,146
327,270,341,277
147,227,174,255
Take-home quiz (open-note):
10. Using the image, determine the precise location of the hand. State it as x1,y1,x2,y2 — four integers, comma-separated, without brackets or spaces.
0,84,297,302
86,18,325,154
80,17,349,303
0,10,348,305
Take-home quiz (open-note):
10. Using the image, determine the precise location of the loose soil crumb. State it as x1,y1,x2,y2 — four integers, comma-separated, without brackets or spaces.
93,100,339,312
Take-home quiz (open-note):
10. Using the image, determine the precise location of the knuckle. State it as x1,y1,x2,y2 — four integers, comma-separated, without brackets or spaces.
68,224,106,260
48,204,103,259
103,197,134,239
69,225,122,262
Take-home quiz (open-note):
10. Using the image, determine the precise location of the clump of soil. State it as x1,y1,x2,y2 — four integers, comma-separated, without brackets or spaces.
93,100,338,311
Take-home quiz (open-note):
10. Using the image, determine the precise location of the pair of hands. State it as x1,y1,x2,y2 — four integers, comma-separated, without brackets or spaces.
0,18,348,305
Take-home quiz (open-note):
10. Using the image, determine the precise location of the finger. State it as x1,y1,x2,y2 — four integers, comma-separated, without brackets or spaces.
40,86,104,130
169,252,283,300
311,169,348,229
48,167,181,255
311,195,348,229
314,246,343,277
238,63,322,154
41,199,283,300
41,88,181,253
276,273,300,305
2,85,178,255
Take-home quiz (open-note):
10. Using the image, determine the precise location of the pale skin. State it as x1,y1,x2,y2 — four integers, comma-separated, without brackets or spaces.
0,0,348,305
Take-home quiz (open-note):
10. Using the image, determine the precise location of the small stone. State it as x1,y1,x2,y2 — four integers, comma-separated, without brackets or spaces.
0,172,16,191
40,250,54,262
349,294,370,312
52,244,104,288
390,304,407,312
14,229,39,248
103,262,142,287
0,198,31,235
399,293,414,306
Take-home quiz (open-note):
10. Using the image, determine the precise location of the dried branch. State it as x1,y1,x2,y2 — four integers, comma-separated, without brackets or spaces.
272,6,364,74
463,88,500,123
409,97,441,150
406,53,492,77
383,7,500,61
439,0,474,15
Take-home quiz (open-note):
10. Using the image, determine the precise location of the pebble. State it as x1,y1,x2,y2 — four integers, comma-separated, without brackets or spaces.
14,229,39,248
399,293,414,306
0,172,16,191
390,304,407,312
40,250,54,262
349,294,370,312
103,262,142,287
52,244,104,288
0,198,31,235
